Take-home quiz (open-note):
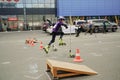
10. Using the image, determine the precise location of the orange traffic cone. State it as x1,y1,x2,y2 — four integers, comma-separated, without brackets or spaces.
39,41,43,50
74,49,83,62
28,40,32,46
31,40,35,47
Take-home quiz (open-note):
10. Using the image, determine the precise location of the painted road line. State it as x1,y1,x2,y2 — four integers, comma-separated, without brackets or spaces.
1,61,11,64
90,53,102,57
45,72,51,80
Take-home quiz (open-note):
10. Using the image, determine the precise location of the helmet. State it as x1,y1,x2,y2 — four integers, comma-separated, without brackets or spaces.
58,16,65,20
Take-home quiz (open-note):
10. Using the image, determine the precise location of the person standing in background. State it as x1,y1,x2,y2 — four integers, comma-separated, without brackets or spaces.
3,23,8,32
85,21,93,35
103,21,107,33
0,21,2,32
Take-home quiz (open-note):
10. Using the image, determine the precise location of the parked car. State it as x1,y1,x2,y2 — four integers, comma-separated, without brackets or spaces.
86,19,118,32
74,20,87,32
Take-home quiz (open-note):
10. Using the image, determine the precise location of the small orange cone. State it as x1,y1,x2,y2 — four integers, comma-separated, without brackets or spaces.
28,40,32,46
31,40,35,47
39,41,43,50
74,49,83,62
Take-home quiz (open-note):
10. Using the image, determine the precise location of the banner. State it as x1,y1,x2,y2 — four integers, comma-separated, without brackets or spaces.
0,0,19,3
57,0,120,16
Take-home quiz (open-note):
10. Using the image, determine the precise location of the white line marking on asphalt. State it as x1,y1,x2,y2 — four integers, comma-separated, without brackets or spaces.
28,64,39,74
1,61,11,64
116,46,120,47
18,31,21,32
98,41,102,43
24,74,43,80
90,53,102,56
0,40,24,44
84,41,120,46
26,57,39,62
24,46,28,49
49,56,57,59
45,72,51,80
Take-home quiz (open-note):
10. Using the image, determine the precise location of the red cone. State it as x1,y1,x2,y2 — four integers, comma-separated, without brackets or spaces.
31,40,35,47
39,41,43,50
74,49,83,62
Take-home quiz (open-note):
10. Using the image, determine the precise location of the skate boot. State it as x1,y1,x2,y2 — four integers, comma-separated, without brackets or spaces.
69,50,75,58
52,44,57,51
69,54,75,58
59,39,66,46
43,45,50,54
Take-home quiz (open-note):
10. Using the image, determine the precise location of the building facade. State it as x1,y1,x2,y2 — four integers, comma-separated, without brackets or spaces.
57,0,120,24
0,0,120,31
0,0,56,31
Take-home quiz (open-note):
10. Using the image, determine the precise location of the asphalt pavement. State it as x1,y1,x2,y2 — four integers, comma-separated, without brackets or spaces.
0,29,120,80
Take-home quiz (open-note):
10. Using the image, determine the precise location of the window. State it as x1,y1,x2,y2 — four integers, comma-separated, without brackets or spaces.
32,0,38,4
45,4,50,8
33,15,40,21
26,15,33,21
17,0,24,4
39,4,44,8
45,0,50,4
16,4,23,8
51,4,55,8
0,3,17,8
18,15,24,20
38,0,44,4
32,4,39,8
51,0,55,3
25,0,31,4
26,4,32,8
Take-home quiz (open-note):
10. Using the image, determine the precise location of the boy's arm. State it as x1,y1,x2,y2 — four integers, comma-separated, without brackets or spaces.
62,23,68,29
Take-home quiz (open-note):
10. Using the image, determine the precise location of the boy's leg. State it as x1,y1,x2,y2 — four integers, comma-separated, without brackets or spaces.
59,32,64,45
48,32,56,46
52,44,57,51
43,32,57,53
85,28,89,35
81,27,84,32
90,28,93,35
59,32,66,45
76,28,81,37
59,32,64,39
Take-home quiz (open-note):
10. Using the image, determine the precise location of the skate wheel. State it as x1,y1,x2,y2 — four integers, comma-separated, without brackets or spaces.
43,48,48,54
53,48,57,51
59,43,62,46
69,54,75,58
46,69,50,72
63,43,66,45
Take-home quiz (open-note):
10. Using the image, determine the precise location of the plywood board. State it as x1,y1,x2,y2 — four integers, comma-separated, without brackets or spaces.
46,59,97,79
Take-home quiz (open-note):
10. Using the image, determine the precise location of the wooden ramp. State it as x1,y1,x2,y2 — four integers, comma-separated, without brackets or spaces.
46,59,97,80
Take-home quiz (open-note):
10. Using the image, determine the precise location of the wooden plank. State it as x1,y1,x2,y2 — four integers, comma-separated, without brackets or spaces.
47,59,97,75
46,59,98,79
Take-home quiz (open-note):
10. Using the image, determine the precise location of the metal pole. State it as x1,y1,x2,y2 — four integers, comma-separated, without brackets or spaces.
23,0,27,30
115,16,118,25
69,15,74,57
69,16,72,54
68,2,74,57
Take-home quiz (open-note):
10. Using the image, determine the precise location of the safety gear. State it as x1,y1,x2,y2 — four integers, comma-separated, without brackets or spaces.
52,44,57,51
43,45,50,54
58,16,65,20
59,39,66,46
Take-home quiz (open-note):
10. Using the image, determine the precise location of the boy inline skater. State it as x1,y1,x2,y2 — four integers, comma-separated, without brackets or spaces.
43,16,68,54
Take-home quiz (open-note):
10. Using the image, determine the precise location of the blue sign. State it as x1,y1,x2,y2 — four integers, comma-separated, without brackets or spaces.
57,0,120,16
